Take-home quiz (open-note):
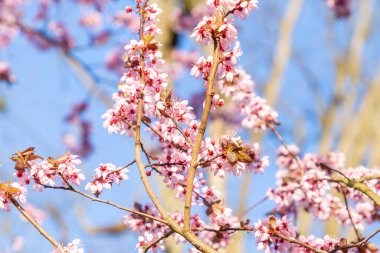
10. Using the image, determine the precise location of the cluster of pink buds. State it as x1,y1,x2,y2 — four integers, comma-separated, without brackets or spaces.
326,0,351,18
0,181,27,211
201,134,269,177
253,216,296,252
267,145,380,232
51,239,84,253
124,203,170,252
85,163,129,197
10,148,85,192
0,62,16,84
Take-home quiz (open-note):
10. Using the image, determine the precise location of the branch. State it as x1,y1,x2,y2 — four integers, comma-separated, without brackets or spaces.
143,231,174,253
133,0,171,223
14,22,113,107
41,180,167,225
184,37,221,231
132,3,217,252
268,123,304,172
340,185,361,241
274,233,327,253
241,196,269,217
320,162,350,180
329,228,380,252
105,160,136,178
9,195,61,250
329,178,380,208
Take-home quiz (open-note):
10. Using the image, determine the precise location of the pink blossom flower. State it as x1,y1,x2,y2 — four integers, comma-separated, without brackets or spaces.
79,11,102,28
57,153,85,186
85,163,128,197
253,216,296,253
51,239,84,253
0,62,16,83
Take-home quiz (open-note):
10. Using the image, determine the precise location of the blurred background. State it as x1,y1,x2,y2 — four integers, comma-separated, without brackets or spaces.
1,0,380,252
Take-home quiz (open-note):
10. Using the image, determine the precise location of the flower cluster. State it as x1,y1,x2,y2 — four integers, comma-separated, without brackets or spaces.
206,0,259,19
190,2,278,132
102,2,168,136
0,62,16,84
267,145,380,232
51,239,84,253
253,216,340,253
0,181,27,211
201,205,239,249
201,134,268,177
326,0,351,18
10,148,85,192
4,1,378,253
253,216,296,252
0,0,27,48
217,68,279,131
85,163,129,197
100,1,271,250
124,203,170,252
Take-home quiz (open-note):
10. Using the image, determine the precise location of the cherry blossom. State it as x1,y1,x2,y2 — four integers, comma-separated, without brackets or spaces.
0,62,16,84
11,151,85,192
85,163,129,197
51,239,84,253
326,0,351,18
3,1,380,253
253,216,296,253
79,11,102,28
0,182,27,211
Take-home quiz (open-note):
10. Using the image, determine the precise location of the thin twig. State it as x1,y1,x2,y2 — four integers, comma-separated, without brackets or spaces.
268,123,304,172
329,228,380,252
42,179,167,225
274,233,327,253
340,185,361,242
241,196,269,217
320,162,350,180
143,231,174,253
105,160,136,179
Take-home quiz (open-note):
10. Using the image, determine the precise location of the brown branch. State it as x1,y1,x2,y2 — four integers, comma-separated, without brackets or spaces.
143,120,188,152
340,185,361,242
184,37,221,232
329,228,380,252
358,175,380,183
167,114,193,147
268,123,304,172
321,164,380,208
9,195,61,250
195,227,253,233
133,0,171,223
41,179,167,225
320,162,350,180
334,176,380,211
274,233,327,253
105,160,136,179
133,2,216,252
241,196,269,217
143,231,174,253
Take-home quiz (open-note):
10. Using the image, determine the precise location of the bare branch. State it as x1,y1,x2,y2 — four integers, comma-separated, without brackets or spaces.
9,195,61,250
